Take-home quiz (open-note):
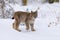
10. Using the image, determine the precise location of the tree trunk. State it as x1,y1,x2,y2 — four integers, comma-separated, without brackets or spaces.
22,0,27,6
49,0,59,3
55,0,59,2
49,0,54,3
0,0,5,18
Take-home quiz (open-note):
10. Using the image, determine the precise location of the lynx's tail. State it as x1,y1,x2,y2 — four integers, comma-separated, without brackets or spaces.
12,17,14,19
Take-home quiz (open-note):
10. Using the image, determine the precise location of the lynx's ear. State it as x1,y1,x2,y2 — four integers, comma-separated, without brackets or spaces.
35,7,40,11
34,7,39,13
31,11,33,13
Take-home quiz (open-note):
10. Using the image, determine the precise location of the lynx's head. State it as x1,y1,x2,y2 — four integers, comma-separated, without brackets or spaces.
31,10,38,18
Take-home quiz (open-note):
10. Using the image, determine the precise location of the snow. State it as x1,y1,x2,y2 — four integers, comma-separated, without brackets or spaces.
0,3,60,40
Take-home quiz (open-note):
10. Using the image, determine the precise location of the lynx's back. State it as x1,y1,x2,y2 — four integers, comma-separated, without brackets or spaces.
14,11,30,22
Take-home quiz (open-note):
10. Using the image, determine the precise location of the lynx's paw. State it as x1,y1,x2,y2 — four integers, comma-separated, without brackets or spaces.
31,29,36,31
16,29,21,32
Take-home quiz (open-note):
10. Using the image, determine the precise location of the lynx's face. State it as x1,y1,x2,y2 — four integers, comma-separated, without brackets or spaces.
27,11,38,24
31,11,37,18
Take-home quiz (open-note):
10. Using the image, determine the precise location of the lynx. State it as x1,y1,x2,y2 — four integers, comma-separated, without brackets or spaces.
12,10,38,32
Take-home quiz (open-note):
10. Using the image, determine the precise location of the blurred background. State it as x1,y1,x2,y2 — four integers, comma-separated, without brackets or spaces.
0,0,60,18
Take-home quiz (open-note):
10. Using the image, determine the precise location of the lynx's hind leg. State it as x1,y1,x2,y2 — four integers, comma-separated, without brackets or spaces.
25,21,30,30
13,16,21,32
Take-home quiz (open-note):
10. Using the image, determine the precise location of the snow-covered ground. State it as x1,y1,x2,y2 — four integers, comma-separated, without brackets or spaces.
0,3,60,40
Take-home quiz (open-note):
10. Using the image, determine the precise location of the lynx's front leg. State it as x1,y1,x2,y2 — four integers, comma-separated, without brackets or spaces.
30,19,35,31
30,23,35,31
28,17,36,31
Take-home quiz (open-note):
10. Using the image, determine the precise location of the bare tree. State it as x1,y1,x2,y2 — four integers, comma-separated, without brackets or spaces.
0,0,5,18
22,0,27,5
4,3,14,18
